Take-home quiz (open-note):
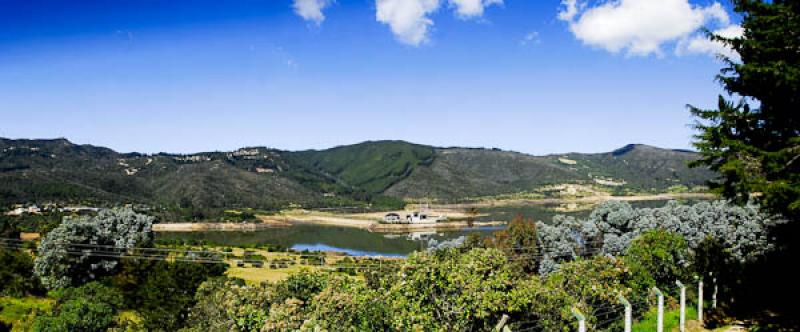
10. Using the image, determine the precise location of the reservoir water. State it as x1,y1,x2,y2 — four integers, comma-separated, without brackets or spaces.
157,199,704,257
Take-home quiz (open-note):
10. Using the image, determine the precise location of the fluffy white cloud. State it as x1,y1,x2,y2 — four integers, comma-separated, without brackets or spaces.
293,0,333,25
376,0,441,45
558,0,731,56
448,0,502,19
679,24,744,61
375,0,500,46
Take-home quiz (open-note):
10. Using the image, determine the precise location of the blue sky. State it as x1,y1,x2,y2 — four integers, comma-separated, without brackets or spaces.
0,0,740,155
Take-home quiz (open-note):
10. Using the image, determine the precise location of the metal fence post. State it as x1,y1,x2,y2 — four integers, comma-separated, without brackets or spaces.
676,280,686,332
653,287,664,332
572,307,586,332
618,294,632,332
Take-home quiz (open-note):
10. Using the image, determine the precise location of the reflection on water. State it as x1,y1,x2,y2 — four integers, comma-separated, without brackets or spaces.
290,243,407,258
157,199,707,257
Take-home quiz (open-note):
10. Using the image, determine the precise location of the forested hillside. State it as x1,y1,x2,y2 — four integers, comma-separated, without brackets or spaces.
0,138,714,209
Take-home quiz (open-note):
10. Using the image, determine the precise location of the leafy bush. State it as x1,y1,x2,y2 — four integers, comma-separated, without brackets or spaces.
273,270,329,304
485,214,540,273
624,230,691,291
306,276,390,331
384,248,516,331
32,282,123,332
181,278,272,332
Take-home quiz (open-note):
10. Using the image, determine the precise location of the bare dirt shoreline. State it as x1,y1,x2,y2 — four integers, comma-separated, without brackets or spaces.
152,219,506,233
436,192,716,209
153,193,715,233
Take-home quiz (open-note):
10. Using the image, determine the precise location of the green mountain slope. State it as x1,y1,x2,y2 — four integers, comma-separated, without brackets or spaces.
285,141,435,193
385,144,714,200
0,138,714,209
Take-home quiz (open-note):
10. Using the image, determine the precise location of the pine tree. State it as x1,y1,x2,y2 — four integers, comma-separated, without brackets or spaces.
689,0,800,224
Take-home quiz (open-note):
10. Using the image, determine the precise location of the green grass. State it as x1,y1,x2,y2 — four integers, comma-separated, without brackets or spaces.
0,296,52,331
633,304,698,332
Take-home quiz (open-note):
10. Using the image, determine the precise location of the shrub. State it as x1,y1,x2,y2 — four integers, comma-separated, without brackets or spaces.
32,282,123,332
306,276,390,331
273,270,328,304
182,277,272,332
384,248,516,331
624,230,691,292
486,214,540,273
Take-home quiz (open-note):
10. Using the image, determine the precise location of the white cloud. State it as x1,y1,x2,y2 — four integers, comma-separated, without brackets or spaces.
520,31,540,46
376,0,440,46
375,0,500,46
448,0,502,19
557,0,580,22
558,0,731,56
293,0,333,25
679,24,744,61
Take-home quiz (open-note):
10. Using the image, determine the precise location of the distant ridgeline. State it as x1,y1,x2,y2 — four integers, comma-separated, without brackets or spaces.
0,138,714,210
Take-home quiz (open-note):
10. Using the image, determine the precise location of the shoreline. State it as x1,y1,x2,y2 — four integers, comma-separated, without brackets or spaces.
152,222,289,232
153,193,715,233
435,192,716,209
152,220,506,233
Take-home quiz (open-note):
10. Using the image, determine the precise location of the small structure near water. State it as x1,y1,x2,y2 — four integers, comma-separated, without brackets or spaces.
383,213,402,223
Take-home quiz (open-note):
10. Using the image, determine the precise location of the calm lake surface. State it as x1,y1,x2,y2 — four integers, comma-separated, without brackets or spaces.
157,199,705,257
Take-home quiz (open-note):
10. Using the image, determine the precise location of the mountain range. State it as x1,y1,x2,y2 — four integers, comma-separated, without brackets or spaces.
0,138,715,210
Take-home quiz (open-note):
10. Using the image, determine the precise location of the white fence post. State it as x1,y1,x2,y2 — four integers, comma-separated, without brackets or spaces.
696,275,704,323
494,314,510,332
676,280,686,332
653,287,664,332
572,307,586,332
711,272,718,309
618,294,632,332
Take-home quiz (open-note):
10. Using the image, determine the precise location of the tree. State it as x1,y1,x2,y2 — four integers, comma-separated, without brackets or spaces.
34,208,154,290
624,230,691,291
465,207,480,227
114,259,227,332
0,248,43,297
384,248,516,331
181,277,271,332
32,282,123,332
487,214,540,273
306,276,391,331
689,0,800,225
